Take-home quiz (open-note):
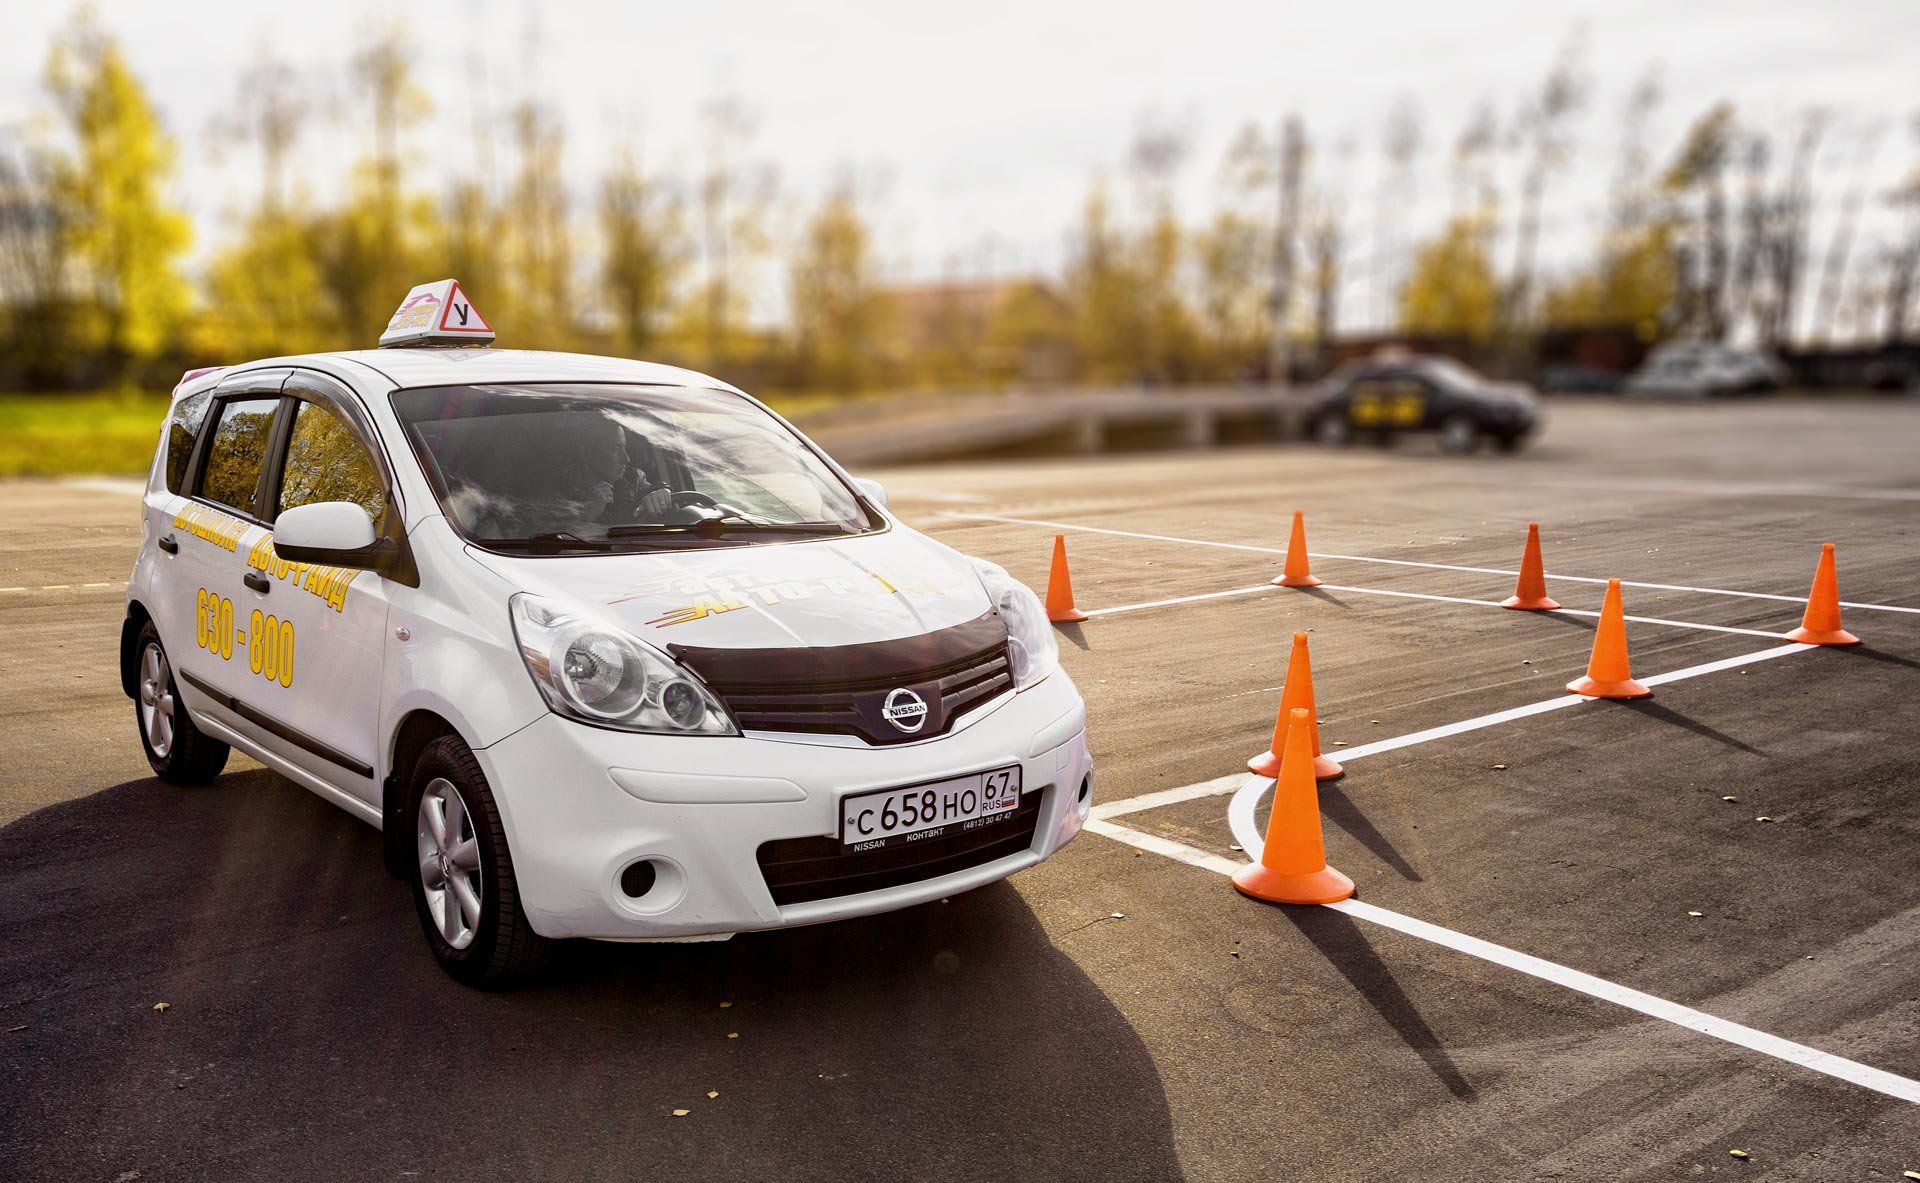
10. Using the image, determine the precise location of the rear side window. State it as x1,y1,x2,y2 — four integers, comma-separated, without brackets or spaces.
278,401,386,524
163,390,213,494
197,397,282,516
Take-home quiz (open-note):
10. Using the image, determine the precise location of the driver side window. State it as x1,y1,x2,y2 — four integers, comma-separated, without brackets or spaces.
277,401,387,524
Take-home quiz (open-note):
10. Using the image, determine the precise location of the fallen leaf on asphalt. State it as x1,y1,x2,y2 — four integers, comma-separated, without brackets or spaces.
1493,764,1508,771
707,1091,719,1099
1109,912,1126,919
1728,1149,1749,1159
1522,660,1533,665
1333,740,1349,747
1229,951,1240,959
1755,816,1774,823
152,1003,170,1012
1721,795,1739,802
672,1109,690,1117
1229,845,1243,852
1900,1171,1918,1180
1687,911,1703,917
719,1002,732,1009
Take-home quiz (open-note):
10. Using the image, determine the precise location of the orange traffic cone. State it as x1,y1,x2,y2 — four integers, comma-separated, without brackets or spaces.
1566,578,1650,699
1234,707,1355,906
1045,534,1088,623
1271,511,1320,587
1502,522,1561,611
1786,543,1860,646
1248,632,1343,781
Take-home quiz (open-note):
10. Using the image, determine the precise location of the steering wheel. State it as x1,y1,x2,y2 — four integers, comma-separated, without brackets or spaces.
671,491,718,508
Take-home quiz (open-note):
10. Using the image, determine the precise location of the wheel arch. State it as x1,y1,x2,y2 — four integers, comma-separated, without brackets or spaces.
382,708,468,877
121,600,155,700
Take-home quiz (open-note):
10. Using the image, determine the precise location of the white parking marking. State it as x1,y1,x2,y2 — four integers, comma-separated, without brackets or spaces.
1083,578,1789,639
1082,818,1241,876
954,513,1920,616
1090,773,1244,820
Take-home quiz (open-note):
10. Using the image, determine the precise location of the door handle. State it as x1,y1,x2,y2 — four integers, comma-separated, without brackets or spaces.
243,571,271,594
157,534,178,554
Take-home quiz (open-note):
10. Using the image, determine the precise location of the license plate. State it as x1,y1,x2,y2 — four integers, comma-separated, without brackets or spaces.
840,766,1022,850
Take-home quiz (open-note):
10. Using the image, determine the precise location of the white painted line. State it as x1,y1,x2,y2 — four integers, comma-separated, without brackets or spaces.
954,513,1920,616
1078,577,1788,639
61,476,147,497
1331,897,1920,1104
1091,773,1244,820
1503,476,1920,505
1082,818,1243,876
1084,584,1274,617
1224,641,1818,854
1086,813,1920,1104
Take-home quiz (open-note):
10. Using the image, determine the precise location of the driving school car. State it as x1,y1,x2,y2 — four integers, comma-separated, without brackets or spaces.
1308,351,1540,453
123,279,1091,987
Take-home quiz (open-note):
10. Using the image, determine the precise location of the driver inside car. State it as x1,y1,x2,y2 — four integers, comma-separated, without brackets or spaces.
568,413,675,526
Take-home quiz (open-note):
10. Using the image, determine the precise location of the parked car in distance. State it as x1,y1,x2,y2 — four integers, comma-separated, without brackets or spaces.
1539,365,1624,395
1308,352,1541,454
1623,343,1788,397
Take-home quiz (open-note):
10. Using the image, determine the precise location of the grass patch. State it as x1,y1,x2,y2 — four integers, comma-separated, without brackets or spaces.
0,391,167,477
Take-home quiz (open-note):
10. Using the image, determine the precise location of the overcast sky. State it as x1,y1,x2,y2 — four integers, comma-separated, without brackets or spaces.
2,0,1916,333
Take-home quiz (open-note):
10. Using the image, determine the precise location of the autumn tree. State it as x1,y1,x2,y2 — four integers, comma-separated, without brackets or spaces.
43,9,192,371
787,176,890,393
1506,33,1590,328
598,144,684,356
1399,212,1499,342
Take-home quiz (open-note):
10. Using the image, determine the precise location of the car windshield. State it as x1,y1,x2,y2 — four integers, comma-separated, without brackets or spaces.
1418,357,1486,389
390,383,874,552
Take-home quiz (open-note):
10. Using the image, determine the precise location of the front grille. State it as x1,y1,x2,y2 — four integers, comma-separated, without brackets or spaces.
757,790,1043,906
670,612,1013,746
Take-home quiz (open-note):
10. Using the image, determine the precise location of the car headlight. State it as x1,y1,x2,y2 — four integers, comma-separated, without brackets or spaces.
509,593,736,735
971,559,1059,689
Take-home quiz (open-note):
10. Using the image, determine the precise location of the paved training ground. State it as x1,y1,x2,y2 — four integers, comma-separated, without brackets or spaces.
4,399,1920,1181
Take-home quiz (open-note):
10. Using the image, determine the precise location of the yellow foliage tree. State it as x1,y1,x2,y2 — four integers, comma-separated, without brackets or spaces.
788,181,891,393
43,10,191,367
1398,212,1499,342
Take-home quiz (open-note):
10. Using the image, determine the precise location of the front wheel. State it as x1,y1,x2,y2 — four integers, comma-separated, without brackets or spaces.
1313,414,1352,447
134,624,229,784
407,735,552,988
1438,414,1482,455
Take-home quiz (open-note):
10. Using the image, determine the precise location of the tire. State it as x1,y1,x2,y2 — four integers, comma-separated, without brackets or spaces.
1438,414,1482,455
1494,432,1526,454
1313,414,1352,447
134,623,229,784
406,735,552,988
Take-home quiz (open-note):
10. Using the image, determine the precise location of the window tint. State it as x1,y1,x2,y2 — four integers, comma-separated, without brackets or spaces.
278,401,386,523
197,397,281,515
163,389,214,494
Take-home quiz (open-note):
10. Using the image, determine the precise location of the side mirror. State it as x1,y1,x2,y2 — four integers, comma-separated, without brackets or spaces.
852,477,888,510
274,501,391,569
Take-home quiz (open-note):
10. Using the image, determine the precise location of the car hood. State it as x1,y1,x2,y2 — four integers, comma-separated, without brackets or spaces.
466,526,994,650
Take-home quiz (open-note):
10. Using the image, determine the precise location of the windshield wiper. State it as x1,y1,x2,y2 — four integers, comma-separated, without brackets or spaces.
492,531,620,553
607,514,851,539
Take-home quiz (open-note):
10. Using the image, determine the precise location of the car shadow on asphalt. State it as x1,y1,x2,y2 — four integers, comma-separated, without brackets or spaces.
0,770,1184,1183
1279,907,1476,1101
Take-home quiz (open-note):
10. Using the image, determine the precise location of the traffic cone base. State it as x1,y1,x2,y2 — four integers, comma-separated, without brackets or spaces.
1502,591,1561,611
1233,861,1355,906
1050,605,1089,623
1566,673,1651,699
1786,624,1859,646
1250,750,1345,780
1272,572,1321,588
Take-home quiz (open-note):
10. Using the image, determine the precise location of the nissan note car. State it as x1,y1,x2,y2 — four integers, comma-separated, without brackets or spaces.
123,280,1091,986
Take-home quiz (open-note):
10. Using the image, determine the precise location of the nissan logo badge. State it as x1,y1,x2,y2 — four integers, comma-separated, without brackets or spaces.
881,687,929,733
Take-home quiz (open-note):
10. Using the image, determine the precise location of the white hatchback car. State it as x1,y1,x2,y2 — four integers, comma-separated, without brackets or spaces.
123,281,1091,986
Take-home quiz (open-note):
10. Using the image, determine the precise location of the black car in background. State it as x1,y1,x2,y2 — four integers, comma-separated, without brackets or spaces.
1308,353,1541,454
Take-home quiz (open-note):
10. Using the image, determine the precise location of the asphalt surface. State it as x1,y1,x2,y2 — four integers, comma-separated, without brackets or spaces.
4,399,1919,1180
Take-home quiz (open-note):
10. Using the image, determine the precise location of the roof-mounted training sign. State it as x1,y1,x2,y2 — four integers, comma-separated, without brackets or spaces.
378,279,495,348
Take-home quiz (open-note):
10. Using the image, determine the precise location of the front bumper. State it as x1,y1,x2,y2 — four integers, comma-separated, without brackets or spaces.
478,671,1091,940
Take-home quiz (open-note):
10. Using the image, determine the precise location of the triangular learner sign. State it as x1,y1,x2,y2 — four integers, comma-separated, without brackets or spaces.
378,279,495,348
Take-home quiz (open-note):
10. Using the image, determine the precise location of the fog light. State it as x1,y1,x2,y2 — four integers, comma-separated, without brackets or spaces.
619,859,659,899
